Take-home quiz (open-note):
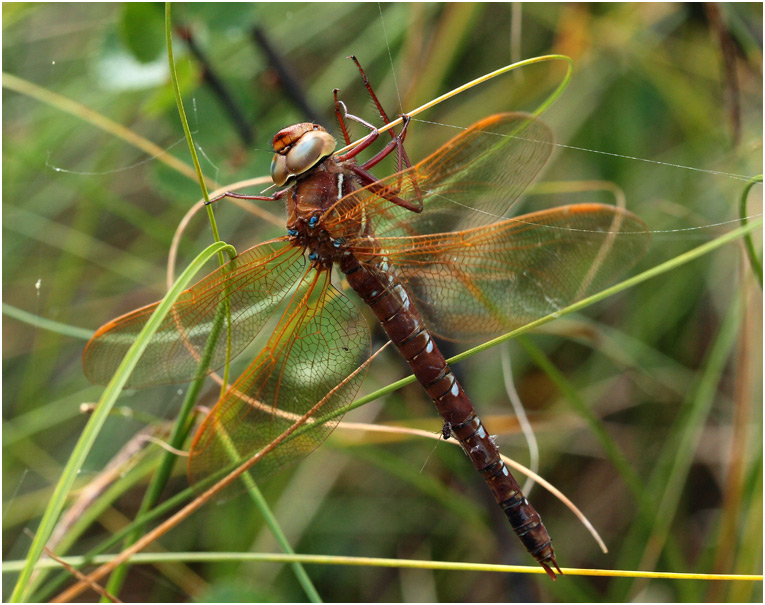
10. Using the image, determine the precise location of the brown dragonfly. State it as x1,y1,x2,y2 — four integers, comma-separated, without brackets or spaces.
83,59,649,578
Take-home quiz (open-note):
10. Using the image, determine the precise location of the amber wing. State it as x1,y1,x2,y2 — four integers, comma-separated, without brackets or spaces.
83,240,304,388
187,269,370,487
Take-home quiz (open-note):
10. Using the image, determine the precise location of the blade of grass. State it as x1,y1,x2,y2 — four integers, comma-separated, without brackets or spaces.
30,455,161,601
727,457,763,601
404,3,483,108
2,302,93,340
707,273,760,601
8,239,234,603
519,334,685,580
31,463,199,602
239,474,323,602
517,336,647,508
2,387,102,447
6,206,157,283
200,400,324,603
610,291,744,601
738,174,762,287
5,551,762,582
1,71,199,184
35,443,260,602
102,293,232,600
349,444,488,531
637,294,743,595
1,71,284,229
165,3,221,243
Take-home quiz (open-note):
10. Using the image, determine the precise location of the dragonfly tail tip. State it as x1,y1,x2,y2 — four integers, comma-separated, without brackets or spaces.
540,557,563,580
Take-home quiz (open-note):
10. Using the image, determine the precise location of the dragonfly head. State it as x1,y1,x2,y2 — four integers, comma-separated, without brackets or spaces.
270,123,337,187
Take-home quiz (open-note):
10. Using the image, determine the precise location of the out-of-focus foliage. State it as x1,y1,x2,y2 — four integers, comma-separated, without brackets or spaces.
3,3,762,602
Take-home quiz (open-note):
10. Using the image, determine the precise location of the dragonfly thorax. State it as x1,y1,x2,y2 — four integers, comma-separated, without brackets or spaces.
283,153,365,269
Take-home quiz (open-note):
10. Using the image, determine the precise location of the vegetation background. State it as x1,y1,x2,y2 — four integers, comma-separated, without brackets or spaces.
3,3,762,602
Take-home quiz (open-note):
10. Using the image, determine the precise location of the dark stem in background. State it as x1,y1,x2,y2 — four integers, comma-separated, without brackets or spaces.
174,24,256,147
704,3,741,147
251,25,326,125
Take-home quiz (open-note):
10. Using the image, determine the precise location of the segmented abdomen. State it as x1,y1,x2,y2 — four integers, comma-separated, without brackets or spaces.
340,255,560,578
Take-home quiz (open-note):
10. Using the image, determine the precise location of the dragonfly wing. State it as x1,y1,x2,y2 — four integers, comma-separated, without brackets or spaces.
188,268,370,488
373,204,650,341
324,113,552,239
83,240,305,388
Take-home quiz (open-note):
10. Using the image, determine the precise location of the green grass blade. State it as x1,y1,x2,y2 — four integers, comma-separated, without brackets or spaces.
9,240,235,603
2,303,93,340
104,281,233,599
5,551,762,582
611,287,744,601
517,336,647,506
29,454,162,601
739,175,762,287
0,71,200,183
240,478,323,603
31,473,201,601
164,3,220,242
642,296,742,571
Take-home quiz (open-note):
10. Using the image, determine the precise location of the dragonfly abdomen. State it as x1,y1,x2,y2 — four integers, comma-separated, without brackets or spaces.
340,255,561,578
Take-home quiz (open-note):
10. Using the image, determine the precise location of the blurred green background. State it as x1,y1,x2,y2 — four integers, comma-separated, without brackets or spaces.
3,3,762,602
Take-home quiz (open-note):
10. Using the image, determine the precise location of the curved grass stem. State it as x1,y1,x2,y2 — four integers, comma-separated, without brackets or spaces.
6,551,761,582
738,174,762,287
8,240,234,603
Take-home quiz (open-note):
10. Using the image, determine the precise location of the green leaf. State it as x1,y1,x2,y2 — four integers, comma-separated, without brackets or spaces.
119,3,165,64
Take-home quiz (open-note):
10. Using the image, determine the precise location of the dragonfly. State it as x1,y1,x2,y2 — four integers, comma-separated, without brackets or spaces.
83,58,649,579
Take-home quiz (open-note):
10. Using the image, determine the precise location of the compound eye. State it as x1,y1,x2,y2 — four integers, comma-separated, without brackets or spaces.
285,131,336,176
270,153,289,186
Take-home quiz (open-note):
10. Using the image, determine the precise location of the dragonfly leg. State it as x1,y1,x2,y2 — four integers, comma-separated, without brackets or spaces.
339,55,413,167
205,190,284,206
334,104,382,162
357,114,411,170
348,55,393,126
348,55,419,191
336,56,425,210
333,99,410,172
341,115,422,213
333,89,353,146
